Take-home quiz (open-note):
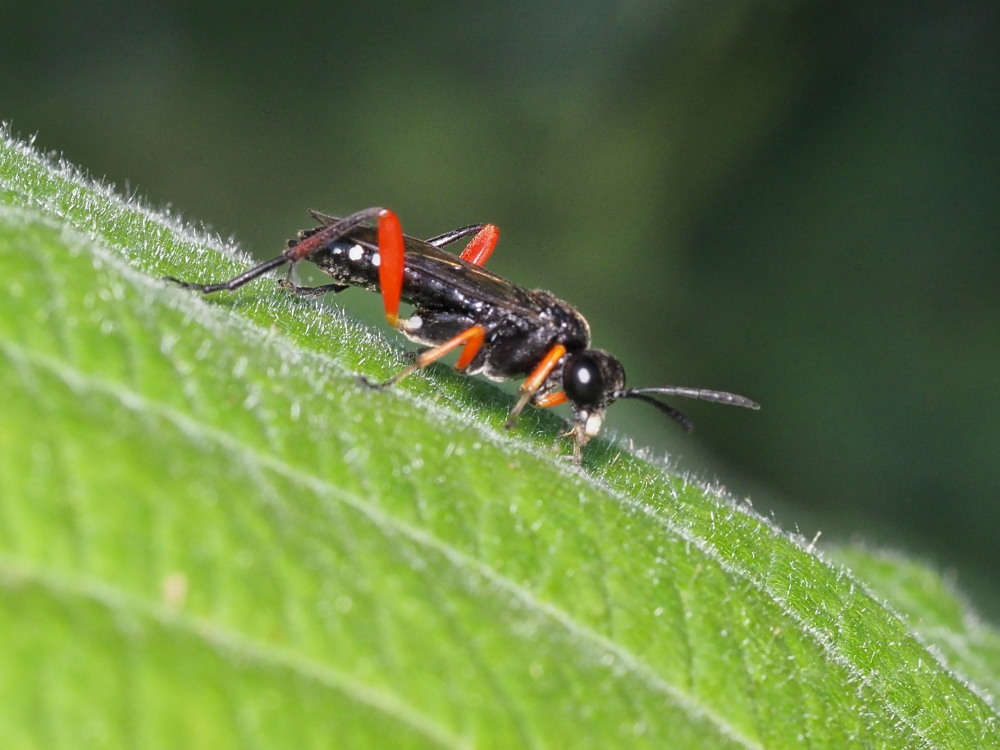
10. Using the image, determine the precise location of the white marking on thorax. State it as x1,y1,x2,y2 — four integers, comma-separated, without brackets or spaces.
347,244,364,261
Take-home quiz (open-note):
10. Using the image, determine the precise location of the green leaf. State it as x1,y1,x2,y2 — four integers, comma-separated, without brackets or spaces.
1,127,998,748
833,546,1000,708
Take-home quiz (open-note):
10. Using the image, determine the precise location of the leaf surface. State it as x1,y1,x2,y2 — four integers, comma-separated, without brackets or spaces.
1,129,997,748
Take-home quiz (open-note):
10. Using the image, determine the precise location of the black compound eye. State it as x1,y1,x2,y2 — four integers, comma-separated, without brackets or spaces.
563,354,605,407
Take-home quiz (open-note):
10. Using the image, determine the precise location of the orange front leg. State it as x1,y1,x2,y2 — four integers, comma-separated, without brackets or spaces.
534,391,568,408
504,344,567,429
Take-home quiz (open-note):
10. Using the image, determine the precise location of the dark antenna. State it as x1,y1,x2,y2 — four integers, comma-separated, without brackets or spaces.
614,386,759,433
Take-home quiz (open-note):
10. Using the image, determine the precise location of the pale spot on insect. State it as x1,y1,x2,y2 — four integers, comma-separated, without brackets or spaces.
403,315,423,332
347,244,364,261
585,413,603,437
372,252,381,267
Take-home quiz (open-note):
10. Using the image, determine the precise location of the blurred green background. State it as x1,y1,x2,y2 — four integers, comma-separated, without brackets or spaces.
5,2,999,614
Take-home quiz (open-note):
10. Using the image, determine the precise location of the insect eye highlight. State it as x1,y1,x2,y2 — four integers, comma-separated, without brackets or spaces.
563,354,605,407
